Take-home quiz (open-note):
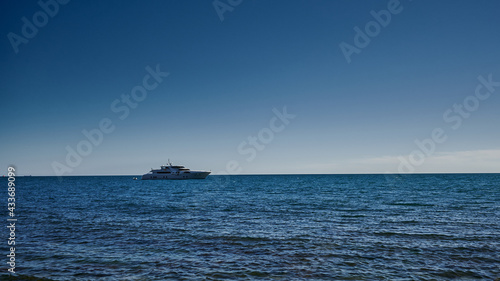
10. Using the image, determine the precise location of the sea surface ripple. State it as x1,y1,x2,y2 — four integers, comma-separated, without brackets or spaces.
3,174,500,280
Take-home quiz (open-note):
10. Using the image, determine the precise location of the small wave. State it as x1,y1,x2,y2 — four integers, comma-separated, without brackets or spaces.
0,274,55,281
386,202,435,207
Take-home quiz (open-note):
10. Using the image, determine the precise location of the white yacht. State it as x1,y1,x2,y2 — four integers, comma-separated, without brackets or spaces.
141,161,210,180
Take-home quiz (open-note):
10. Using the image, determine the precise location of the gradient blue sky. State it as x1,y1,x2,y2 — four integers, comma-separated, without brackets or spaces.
1,0,500,175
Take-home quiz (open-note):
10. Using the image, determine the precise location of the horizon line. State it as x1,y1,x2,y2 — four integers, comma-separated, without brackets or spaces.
4,172,500,177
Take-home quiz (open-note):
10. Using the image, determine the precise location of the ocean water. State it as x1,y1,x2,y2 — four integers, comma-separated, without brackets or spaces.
2,174,500,280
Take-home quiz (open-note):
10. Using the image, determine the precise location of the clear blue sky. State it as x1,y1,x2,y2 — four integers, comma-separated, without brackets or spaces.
1,0,500,175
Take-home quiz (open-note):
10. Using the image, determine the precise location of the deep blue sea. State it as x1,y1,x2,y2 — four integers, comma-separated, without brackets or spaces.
2,174,499,280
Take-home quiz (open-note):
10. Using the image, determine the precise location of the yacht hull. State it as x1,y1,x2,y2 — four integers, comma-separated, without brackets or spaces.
141,171,210,180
